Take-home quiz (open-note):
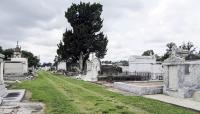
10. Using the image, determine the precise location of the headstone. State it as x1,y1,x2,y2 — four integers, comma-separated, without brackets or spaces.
82,53,101,81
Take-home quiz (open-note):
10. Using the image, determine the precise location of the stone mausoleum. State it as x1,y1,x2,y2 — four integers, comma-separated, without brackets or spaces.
4,42,28,80
129,55,163,80
163,46,200,99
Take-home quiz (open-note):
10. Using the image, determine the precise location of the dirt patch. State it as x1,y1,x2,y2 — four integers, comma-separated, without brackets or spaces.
23,90,32,102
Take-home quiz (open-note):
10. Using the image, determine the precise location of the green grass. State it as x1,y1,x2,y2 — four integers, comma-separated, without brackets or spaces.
11,71,198,114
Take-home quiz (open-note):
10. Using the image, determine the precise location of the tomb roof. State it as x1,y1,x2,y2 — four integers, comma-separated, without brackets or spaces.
129,55,154,59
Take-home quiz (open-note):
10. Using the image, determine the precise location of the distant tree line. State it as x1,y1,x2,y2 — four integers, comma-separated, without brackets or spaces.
0,46,40,67
41,62,52,67
102,60,129,66
142,41,200,61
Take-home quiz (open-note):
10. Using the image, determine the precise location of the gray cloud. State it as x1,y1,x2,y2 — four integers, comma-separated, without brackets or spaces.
1,0,200,62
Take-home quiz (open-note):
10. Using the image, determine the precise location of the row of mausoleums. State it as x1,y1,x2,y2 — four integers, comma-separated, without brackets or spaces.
54,45,200,100
0,50,43,113
55,54,163,81
0,43,30,105
55,46,200,100
113,46,200,101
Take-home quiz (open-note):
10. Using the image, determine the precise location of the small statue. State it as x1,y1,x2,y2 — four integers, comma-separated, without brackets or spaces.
171,45,178,57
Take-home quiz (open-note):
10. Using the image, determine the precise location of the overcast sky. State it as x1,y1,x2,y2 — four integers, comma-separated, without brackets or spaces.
1,0,200,63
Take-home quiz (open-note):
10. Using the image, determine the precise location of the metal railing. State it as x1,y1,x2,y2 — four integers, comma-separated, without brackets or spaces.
98,71,163,82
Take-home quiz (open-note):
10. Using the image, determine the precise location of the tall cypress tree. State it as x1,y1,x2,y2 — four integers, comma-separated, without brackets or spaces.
57,2,108,72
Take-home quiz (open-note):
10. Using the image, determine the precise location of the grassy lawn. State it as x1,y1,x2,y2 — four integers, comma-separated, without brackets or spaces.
11,71,198,114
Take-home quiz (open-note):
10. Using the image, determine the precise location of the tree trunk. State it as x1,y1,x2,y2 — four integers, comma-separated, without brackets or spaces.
79,52,83,73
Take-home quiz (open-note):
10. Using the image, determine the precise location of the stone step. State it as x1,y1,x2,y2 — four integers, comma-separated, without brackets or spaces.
0,85,7,97
193,91,200,102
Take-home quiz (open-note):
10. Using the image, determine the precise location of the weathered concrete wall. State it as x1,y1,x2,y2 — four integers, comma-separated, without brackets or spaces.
163,62,200,98
4,62,24,74
129,55,163,80
11,58,28,73
129,63,152,72
4,61,28,81
193,91,200,102
152,64,163,74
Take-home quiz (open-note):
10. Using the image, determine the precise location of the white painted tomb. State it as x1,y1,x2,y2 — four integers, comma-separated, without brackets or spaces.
129,55,163,80
4,42,28,81
163,46,200,99
114,81,163,95
81,54,101,82
0,54,7,104
57,61,67,71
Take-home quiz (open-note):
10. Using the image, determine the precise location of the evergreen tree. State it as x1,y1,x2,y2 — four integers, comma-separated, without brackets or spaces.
57,2,108,72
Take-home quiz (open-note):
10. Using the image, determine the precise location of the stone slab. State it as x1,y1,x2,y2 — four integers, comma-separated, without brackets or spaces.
144,94,200,112
113,81,163,95
0,102,45,114
193,91,200,102
3,89,25,103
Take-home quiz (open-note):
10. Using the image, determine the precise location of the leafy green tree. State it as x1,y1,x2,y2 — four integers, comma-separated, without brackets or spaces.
22,50,39,67
0,46,39,67
159,42,177,61
57,2,108,72
3,48,14,60
0,46,3,53
181,42,199,60
181,42,196,54
166,42,177,53
142,50,154,56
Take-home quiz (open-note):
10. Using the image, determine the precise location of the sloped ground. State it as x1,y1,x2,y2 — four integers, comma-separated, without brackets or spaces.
11,71,198,114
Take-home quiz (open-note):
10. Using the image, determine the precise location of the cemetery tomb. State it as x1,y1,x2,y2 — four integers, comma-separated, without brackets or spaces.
3,42,28,81
163,46,200,99
81,53,101,82
0,54,7,104
113,81,163,95
129,55,163,80
57,61,67,71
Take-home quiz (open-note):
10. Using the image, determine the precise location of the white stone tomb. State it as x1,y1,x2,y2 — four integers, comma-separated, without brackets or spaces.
163,46,200,98
82,54,101,82
0,54,7,104
129,55,163,80
4,42,28,80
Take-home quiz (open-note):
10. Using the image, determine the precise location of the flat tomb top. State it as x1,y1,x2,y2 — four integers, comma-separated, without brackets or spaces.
123,81,164,87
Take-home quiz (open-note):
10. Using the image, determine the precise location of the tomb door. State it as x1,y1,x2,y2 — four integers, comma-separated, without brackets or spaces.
168,65,178,90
